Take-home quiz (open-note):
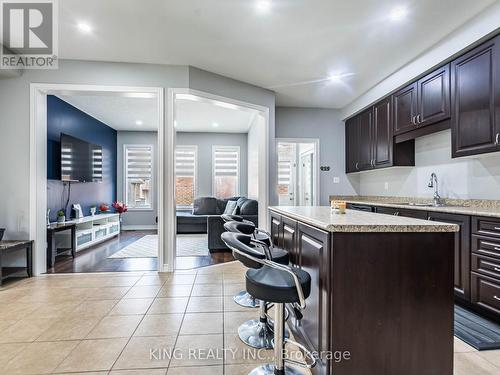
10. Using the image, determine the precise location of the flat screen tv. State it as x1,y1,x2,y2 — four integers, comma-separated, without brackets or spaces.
60,133,103,182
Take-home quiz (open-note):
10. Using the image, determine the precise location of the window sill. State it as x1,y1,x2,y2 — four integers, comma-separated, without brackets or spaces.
127,208,154,212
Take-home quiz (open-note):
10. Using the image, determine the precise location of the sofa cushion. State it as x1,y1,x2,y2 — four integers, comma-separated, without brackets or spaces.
193,197,217,215
224,200,238,215
240,199,258,215
215,199,228,214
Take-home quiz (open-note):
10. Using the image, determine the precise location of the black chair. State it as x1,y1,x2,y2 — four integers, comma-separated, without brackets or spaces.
224,221,289,350
221,231,316,375
221,215,260,308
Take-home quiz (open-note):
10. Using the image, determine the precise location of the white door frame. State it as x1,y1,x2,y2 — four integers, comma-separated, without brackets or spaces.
275,138,320,206
167,88,270,272
29,83,165,275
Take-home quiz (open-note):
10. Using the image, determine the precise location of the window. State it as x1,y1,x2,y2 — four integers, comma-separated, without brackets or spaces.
175,145,197,207
124,145,153,210
213,146,240,198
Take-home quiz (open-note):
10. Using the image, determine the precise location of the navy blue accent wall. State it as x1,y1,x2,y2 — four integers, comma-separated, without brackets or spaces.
47,95,117,221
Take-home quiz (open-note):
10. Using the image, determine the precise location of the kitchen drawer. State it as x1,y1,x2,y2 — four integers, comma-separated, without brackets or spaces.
375,206,399,216
472,235,500,260
471,254,500,280
374,206,428,219
472,216,500,238
471,272,500,315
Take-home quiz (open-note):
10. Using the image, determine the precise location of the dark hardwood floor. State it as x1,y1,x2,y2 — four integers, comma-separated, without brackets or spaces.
47,230,234,274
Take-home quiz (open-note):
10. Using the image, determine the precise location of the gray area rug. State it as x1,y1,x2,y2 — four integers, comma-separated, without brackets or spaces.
455,304,500,350
108,235,158,258
176,234,209,257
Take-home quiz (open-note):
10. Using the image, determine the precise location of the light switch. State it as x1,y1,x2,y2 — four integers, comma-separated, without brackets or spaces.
384,182,389,190
333,177,340,184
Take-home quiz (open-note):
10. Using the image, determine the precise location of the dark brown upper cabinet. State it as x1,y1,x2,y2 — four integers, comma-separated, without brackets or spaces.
345,116,359,173
357,108,373,170
345,99,414,173
393,82,418,135
451,34,500,158
418,64,450,126
393,65,450,136
373,97,392,168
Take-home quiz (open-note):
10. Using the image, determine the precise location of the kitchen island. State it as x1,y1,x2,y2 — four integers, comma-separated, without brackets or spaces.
269,206,459,375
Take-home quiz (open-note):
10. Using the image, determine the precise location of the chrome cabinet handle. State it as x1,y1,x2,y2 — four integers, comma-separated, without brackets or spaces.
411,116,416,125
417,114,422,124
355,162,359,170
393,212,399,216
496,133,499,145
494,295,500,301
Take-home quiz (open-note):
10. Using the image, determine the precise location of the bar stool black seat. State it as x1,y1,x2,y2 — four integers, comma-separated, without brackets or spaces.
221,214,271,245
221,231,316,375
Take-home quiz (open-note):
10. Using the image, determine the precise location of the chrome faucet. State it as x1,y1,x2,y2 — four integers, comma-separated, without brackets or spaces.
427,173,442,207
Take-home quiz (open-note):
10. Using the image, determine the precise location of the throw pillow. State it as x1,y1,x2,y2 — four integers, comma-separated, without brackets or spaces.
224,200,238,215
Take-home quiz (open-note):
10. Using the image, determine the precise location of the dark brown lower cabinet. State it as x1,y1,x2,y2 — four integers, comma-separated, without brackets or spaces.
270,211,283,248
269,211,454,375
428,212,471,301
294,223,330,375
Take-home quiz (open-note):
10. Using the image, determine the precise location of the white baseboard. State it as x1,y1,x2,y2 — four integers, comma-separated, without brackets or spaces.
121,225,158,231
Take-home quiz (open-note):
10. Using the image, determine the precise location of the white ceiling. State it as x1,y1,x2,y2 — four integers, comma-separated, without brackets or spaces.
58,0,497,109
57,94,159,131
175,98,256,133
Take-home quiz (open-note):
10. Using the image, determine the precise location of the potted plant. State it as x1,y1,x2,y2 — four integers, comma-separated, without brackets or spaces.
112,201,128,222
56,210,66,223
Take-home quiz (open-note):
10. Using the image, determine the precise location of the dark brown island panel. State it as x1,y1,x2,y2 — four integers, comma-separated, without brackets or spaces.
269,206,458,375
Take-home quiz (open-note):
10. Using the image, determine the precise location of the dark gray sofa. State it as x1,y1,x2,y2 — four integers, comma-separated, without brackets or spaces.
176,196,258,251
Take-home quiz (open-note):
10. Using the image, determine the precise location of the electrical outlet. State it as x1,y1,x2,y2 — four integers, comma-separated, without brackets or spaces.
333,177,340,184
384,182,389,190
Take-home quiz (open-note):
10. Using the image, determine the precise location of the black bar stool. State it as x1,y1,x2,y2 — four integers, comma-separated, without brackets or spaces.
224,221,290,349
222,231,317,375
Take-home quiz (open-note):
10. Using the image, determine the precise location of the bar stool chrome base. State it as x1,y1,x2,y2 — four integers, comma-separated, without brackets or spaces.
248,364,304,375
238,319,273,349
233,291,260,308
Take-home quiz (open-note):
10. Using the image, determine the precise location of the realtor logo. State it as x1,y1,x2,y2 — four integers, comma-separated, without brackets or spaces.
1,0,58,69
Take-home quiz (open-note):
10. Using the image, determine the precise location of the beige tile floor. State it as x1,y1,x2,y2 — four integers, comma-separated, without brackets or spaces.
0,261,498,374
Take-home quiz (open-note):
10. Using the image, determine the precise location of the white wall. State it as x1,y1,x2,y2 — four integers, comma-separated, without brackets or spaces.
247,115,261,200
275,107,359,205
175,132,248,197
117,131,158,228
357,130,500,200
341,2,500,120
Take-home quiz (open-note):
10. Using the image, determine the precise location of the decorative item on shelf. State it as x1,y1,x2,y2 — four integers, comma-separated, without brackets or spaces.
90,206,97,216
46,208,51,226
56,210,66,223
72,203,83,219
112,201,128,223
99,203,110,213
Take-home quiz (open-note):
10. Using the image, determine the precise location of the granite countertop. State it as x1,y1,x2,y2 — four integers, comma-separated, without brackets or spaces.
329,196,500,219
269,206,459,233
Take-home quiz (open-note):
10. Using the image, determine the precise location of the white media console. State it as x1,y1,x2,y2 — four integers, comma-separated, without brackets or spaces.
53,213,121,252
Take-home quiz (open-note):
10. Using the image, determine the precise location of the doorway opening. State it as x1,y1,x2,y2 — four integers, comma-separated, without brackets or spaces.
168,90,270,270
30,84,164,275
276,139,320,206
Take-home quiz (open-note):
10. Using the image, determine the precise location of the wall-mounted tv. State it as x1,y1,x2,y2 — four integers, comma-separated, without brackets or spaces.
60,133,103,182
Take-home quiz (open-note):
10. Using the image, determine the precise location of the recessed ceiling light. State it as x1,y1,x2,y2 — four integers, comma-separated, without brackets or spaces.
256,0,271,13
212,122,220,128
77,22,93,33
135,120,143,126
328,74,343,83
389,6,408,21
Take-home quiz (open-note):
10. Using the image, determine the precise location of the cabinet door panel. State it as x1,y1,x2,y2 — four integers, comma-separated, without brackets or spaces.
428,212,471,300
418,64,450,126
270,212,283,249
451,37,499,157
393,82,418,135
373,97,392,168
296,223,330,375
345,117,359,173
358,108,373,170
282,216,298,266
